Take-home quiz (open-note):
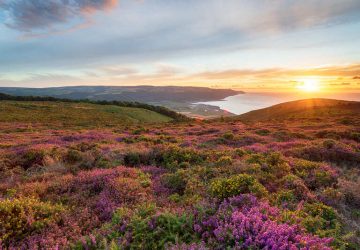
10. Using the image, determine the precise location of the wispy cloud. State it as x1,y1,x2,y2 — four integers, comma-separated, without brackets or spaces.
1,64,360,89
193,64,360,80
0,0,118,32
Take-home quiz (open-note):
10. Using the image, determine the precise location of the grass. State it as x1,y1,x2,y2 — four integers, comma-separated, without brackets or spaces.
0,101,172,128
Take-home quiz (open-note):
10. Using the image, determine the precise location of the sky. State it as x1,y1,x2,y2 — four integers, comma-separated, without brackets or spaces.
0,0,360,91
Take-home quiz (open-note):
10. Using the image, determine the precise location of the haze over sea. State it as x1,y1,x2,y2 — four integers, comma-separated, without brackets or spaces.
198,92,360,115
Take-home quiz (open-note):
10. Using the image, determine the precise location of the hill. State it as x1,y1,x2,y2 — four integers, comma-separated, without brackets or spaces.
0,100,173,128
0,86,242,103
235,98,360,122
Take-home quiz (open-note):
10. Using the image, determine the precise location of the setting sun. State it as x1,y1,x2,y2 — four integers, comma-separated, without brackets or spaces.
296,79,320,92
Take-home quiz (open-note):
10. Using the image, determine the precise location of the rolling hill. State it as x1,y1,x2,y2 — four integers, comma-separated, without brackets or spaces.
0,86,242,103
236,98,360,122
0,100,173,128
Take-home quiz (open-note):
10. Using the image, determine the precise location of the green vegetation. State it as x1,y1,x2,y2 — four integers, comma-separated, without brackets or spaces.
0,92,190,122
0,100,173,127
0,197,65,245
210,174,268,199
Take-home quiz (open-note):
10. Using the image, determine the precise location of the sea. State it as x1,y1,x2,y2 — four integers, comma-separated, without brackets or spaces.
196,92,360,115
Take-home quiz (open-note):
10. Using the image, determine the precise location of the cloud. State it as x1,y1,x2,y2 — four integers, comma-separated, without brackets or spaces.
192,64,360,80
328,82,351,86
354,76,360,79
1,63,360,89
101,65,138,76
0,0,118,31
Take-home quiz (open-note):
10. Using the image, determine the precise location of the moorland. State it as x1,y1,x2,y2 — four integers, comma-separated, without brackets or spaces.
0,95,360,249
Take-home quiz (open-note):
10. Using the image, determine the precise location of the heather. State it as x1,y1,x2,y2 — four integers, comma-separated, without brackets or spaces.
1,100,360,249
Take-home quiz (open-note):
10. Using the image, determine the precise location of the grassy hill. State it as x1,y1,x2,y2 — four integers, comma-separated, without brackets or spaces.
236,98,360,122
0,101,173,128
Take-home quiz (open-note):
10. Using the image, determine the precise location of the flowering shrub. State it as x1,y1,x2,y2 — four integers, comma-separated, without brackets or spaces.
0,197,65,246
280,174,314,201
292,159,337,190
293,140,360,165
210,174,268,199
192,195,333,249
9,207,101,249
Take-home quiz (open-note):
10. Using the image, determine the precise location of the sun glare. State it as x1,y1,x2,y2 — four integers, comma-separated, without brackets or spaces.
296,79,320,92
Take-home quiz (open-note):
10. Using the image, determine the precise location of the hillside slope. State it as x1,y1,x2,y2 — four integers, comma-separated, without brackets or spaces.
0,101,173,128
236,98,360,122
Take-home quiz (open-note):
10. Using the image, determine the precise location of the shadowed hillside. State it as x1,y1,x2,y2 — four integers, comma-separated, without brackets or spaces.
236,98,360,123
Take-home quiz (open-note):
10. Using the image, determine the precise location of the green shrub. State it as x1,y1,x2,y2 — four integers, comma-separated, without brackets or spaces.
281,174,312,201
272,190,297,207
255,129,271,136
127,212,194,249
99,204,195,249
301,202,341,240
132,127,147,135
246,153,266,165
0,197,65,245
222,131,235,140
234,148,246,157
161,171,187,195
210,174,268,199
137,171,152,188
18,149,46,169
323,139,336,149
66,149,83,163
246,153,291,183
95,157,112,169
159,146,205,170
292,159,337,190
215,156,233,166
124,152,141,167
